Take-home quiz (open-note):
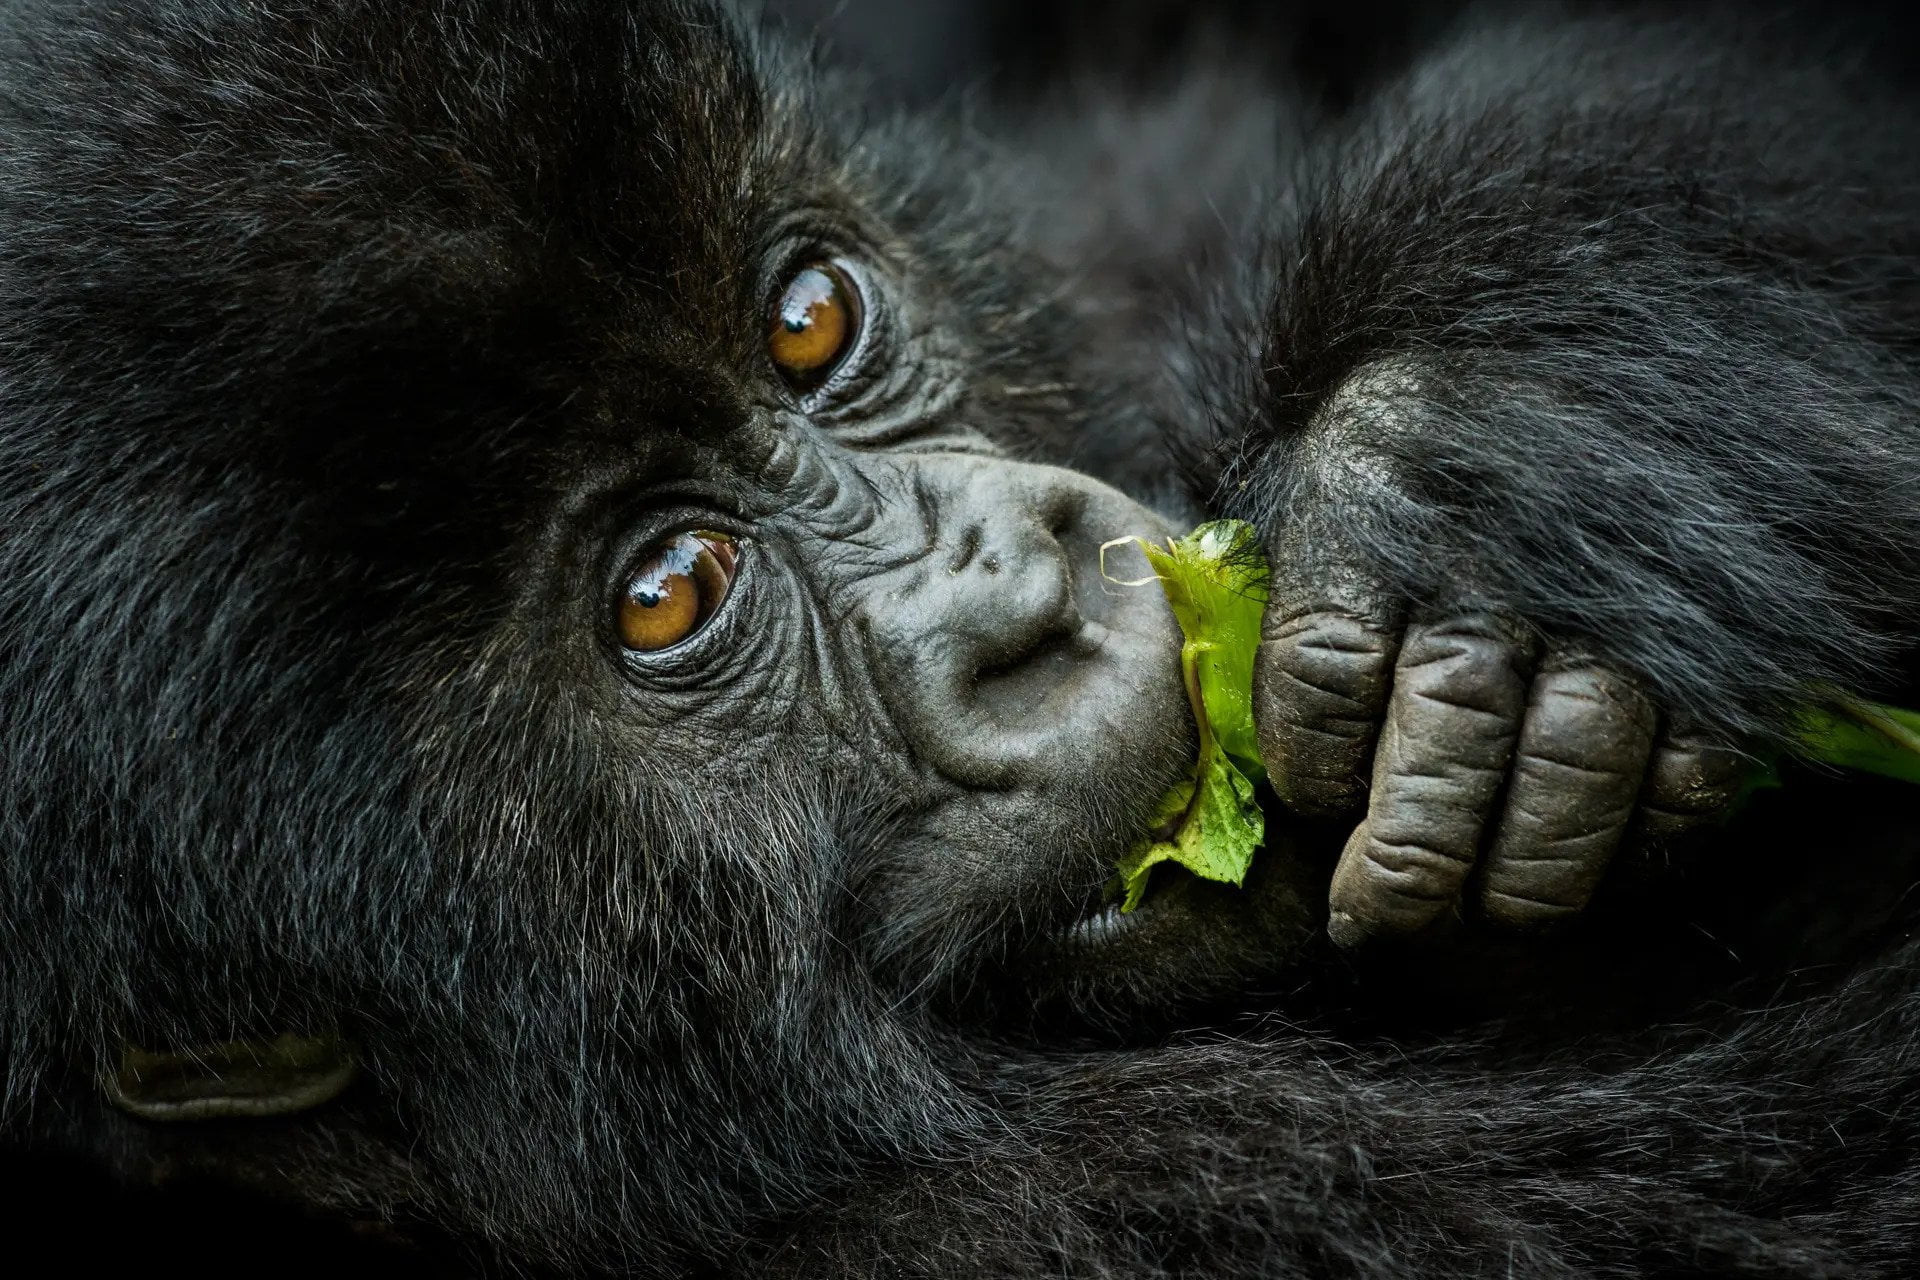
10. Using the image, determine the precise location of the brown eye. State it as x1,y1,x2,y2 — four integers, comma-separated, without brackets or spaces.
616,531,741,653
768,262,859,387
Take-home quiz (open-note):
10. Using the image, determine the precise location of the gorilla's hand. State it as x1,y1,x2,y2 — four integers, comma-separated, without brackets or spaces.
1253,556,1746,950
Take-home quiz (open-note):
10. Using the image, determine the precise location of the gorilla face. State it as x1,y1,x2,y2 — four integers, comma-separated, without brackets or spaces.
0,1,1307,1262
575,340,1200,995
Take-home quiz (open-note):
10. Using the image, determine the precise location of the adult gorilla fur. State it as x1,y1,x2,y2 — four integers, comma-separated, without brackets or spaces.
2,0,1920,1276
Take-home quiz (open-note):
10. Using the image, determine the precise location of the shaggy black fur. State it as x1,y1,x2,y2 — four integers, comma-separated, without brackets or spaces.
3,1,1920,1277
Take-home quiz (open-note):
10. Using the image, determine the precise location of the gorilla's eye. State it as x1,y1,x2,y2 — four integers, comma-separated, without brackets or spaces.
768,262,860,388
616,531,741,653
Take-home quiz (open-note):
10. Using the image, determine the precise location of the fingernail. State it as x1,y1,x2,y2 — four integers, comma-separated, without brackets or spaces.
1326,909,1367,949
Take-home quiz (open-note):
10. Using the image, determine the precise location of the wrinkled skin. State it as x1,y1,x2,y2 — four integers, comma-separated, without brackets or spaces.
1254,368,1749,947
5,2,1920,1278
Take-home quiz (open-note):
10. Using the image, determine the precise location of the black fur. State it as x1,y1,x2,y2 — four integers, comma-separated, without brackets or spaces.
2,2,1920,1277
1225,12,1920,741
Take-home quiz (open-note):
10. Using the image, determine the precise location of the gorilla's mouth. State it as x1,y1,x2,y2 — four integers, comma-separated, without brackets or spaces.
1004,792,1331,1024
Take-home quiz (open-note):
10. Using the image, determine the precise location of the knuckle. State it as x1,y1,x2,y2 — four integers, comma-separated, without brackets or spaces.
1262,604,1388,650
1258,612,1397,712
1395,618,1533,716
1255,613,1400,817
1384,753,1508,793
1643,743,1746,815
1257,654,1376,720
1367,793,1487,864
1389,695,1520,773
1330,840,1464,939
1327,838,1470,943
1479,835,1614,925
1531,667,1652,726
1405,682,1522,727
1500,782,1634,838
1513,747,1628,782
1360,835,1474,881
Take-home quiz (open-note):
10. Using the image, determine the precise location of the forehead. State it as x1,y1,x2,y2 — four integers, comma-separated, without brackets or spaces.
2,0,878,530
15,0,826,385
324,2,787,318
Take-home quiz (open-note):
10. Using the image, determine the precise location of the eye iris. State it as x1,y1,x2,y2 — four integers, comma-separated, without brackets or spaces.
616,531,740,653
768,264,855,384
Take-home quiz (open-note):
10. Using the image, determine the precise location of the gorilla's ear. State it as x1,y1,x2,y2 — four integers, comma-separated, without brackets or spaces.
102,1032,357,1121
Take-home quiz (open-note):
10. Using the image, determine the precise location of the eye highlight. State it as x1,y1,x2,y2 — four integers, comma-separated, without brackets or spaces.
616,531,741,653
768,262,860,388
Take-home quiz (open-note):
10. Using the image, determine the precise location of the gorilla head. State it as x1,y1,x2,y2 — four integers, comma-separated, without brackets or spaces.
0,0,1314,1267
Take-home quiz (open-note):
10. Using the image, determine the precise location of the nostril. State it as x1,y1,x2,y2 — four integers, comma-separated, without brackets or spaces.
947,524,982,575
939,478,1091,700
1039,485,1087,540
973,627,1079,692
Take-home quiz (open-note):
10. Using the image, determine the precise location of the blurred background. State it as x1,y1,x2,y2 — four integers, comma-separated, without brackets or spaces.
4,0,1917,1273
775,0,1433,99
775,0,1919,102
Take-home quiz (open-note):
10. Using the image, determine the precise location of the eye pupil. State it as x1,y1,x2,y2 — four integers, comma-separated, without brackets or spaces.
616,532,741,653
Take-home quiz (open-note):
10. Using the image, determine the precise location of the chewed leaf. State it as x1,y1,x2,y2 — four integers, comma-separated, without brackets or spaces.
1139,521,1270,778
1116,758,1263,911
1114,520,1273,911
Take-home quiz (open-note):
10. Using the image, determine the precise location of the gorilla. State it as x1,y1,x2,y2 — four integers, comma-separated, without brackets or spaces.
3,0,1920,1275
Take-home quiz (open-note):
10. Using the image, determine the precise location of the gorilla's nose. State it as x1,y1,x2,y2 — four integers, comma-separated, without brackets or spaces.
940,479,1085,675
853,455,1177,791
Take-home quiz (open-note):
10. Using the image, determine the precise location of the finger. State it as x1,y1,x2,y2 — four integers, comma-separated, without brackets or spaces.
1635,719,1747,848
1327,614,1534,948
1255,567,1404,817
1475,663,1657,929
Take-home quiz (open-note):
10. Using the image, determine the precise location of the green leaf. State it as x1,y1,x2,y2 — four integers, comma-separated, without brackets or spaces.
1794,696,1920,784
1137,520,1270,779
1112,520,1271,911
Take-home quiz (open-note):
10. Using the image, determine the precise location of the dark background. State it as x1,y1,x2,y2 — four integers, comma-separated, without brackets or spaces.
5,0,1919,1272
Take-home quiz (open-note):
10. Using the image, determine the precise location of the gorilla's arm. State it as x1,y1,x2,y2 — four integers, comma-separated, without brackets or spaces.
755,936,1920,1278
1219,12,1920,942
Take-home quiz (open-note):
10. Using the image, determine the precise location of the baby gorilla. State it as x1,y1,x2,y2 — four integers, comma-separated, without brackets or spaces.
3,1,1920,1277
